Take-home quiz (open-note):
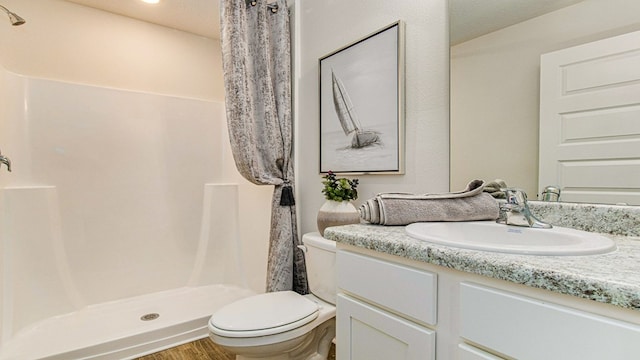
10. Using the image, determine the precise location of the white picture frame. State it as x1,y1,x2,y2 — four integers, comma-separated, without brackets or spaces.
319,21,405,175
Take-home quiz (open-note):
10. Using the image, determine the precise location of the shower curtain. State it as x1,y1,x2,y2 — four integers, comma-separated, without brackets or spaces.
219,0,308,294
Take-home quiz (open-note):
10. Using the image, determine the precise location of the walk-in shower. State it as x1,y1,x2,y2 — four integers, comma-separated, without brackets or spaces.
0,73,255,360
0,5,25,26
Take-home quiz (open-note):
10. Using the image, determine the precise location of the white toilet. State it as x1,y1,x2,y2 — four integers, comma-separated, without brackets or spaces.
208,233,336,360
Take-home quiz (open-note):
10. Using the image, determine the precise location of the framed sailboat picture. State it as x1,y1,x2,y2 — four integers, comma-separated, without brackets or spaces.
319,21,405,174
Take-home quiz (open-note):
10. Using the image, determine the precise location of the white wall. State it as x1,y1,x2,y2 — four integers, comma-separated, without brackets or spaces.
0,0,222,100
294,0,450,234
450,0,640,196
0,0,272,296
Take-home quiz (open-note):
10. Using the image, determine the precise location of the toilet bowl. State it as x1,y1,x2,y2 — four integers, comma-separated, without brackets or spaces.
208,233,336,360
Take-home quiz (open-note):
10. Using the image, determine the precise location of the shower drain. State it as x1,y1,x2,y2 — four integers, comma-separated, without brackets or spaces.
140,313,160,321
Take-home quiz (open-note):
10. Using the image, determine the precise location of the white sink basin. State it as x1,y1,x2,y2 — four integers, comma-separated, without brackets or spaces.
405,221,616,256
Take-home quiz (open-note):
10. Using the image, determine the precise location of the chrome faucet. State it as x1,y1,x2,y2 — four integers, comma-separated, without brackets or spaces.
0,148,11,172
497,188,551,228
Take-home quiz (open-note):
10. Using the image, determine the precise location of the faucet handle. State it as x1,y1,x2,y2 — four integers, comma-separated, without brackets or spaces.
501,188,528,206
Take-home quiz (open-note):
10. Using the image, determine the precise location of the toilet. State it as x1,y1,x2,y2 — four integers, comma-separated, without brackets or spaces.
208,233,336,360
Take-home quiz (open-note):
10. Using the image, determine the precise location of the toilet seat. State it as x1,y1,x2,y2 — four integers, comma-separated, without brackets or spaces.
209,291,319,338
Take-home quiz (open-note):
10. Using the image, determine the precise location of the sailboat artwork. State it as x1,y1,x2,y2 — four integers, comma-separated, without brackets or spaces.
319,20,404,174
331,70,381,148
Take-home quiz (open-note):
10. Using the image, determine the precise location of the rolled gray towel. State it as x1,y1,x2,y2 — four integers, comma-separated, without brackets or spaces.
359,179,499,226
483,179,507,199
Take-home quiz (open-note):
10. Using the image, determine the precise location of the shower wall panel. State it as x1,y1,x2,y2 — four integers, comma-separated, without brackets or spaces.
0,72,239,339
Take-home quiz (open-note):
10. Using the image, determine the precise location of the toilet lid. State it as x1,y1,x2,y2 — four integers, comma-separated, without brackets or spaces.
209,291,319,337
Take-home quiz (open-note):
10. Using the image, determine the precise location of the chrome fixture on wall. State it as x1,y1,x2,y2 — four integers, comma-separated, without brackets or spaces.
0,148,11,172
541,185,561,202
0,4,25,26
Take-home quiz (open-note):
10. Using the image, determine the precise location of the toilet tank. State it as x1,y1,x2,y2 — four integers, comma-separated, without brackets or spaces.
301,232,336,305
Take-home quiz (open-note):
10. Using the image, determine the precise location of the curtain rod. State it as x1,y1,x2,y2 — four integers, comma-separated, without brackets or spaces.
247,0,279,13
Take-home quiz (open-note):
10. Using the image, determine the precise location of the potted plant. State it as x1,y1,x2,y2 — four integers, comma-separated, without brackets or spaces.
317,171,361,236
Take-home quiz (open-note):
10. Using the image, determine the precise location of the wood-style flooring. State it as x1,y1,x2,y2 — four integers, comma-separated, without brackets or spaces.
135,338,233,360
135,338,336,360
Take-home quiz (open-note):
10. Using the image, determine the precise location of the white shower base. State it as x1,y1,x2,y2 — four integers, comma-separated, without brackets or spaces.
0,284,255,360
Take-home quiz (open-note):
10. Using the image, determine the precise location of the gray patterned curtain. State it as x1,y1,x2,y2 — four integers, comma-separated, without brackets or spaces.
219,0,308,294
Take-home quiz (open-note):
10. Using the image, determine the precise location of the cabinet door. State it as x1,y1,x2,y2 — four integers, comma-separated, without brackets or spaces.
458,344,504,360
461,282,640,359
337,250,437,325
337,294,435,360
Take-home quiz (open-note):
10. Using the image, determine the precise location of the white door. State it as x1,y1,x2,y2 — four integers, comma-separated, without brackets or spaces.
539,30,640,205
336,294,435,360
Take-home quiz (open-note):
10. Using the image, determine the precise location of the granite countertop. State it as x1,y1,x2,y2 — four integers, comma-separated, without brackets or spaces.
325,223,640,311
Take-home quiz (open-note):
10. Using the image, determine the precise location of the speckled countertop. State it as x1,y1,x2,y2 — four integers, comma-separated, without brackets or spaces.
324,201,640,311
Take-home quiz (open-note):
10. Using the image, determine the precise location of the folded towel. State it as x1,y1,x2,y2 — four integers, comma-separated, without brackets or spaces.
359,179,499,225
483,179,508,199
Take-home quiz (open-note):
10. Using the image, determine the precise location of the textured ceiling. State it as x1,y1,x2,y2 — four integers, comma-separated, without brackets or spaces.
449,0,584,45
64,0,584,43
65,0,221,39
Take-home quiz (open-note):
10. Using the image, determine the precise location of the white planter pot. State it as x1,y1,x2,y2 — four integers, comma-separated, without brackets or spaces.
316,200,360,236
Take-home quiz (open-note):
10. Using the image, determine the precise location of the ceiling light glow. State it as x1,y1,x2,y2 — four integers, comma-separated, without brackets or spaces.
141,0,160,4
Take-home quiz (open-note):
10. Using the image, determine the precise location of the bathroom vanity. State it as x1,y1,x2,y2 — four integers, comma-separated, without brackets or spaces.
325,203,640,360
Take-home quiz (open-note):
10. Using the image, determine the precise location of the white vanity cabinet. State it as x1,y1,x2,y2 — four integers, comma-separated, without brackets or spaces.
336,250,437,360
336,246,640,360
